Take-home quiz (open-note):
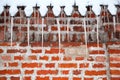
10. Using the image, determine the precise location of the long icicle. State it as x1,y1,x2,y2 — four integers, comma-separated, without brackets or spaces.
57,18,61,54
42,18,44,50
10,16,13,46
27,18,30,46
96,15,99,53
83,17,88,57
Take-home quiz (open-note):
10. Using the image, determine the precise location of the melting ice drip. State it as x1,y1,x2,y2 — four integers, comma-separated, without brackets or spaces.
83,18,88,56
42,18,44,49
10,16,13,46
57,18,61,53
113,16,116,33
27,18,30,46
96,16,100,51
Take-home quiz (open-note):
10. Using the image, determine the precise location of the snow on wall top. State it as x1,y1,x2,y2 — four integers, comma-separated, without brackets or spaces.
0,0,119,16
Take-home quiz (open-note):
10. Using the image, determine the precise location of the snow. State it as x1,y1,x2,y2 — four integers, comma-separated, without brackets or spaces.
0,0,119,16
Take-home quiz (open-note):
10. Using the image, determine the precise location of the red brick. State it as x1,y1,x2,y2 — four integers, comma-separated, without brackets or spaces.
110,63,120,67
73,70,81,75
95,56,106,62
59,63,77,68
45,63,55,68
90,50,105,54
110,70,120,75
23,76,31,80
36,76,49,80
93,63,105,68
19,49,27,53
31,42,41,47
1,55,11,61
79,63,89,68
22,63,40,68
7,69,21,74
28,55,37,60
84,78,93,80
53,77,68,80
7,49,18,53
63,56,72,61
19,42,28,47
0,49,4,53
45,48,64,54
37,70,58,75
14,56,23,60
24,70,34,74
61,70,69,74
21,27,27,31
108,49,120,54
31,49,42,53
40,56,49,61
0,42,16,46
87,43,103,47
0,70,7,75
0,77,6,80
87,56,94,61
75,56,84,61
111,77,120,80
62,42,81,47
110,56,120,61
85,70,106,75
10,77,20,80
73,77,81,80
51,26,58,31
8,62,18,67
51,56,59,61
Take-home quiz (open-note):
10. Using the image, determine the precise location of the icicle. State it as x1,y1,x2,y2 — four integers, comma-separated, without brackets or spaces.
113,16,116,32
67,18,70,42
42,18,44,49
27,18,30,46
57,18,61,53
10,16,13,46
96,15,100,52
83,17,88,56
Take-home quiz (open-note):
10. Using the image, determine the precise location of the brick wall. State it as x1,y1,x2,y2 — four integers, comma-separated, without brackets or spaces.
0,42,120,80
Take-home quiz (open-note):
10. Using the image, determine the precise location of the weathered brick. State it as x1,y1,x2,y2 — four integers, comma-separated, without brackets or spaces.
87,56,94,61
40,56,49,61
79,63,89,68
23,76,31,80
14,56,23,60
51,26,58,31
75,56,84,61
61,70,69,75
90,50,105,54
19,42,28,47
73,77,81,80
22,63,40,68
59,63,77,68
28,55,37,60
111,77,120,80
45,48,64,54
110,56,120,61
110,70,120,75
24,70,34,74
85,70,106,75
73,70,81,75
0,77,6,80
1,55,11,61
108,49,120,54
110,63,120,68
51,56,59,61
37,70,58,75
0,49,4,53
53,77,68,80
8,62,18,67
84,78,93,80
36,76,49,80
0,42,16,46
95,56,106,62
7,49,18,53
10,76,20,80
63,56,72,61
93,63,105,68
7,69,21,74
31,49,42,53
45,63,55,68
62,42,81,47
